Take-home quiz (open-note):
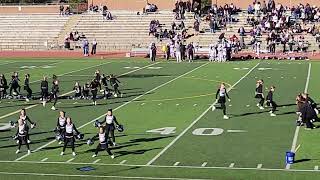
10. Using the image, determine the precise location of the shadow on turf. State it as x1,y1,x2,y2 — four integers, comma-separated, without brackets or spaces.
115,147,162,157
0,136,55,149
120,74,170,79
231,111,269,117
277,103,296,107
294,158,312,163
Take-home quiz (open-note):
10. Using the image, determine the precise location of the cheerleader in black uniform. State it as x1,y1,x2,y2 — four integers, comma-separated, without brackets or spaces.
24,74,32,102
213,83,231,119
255,79,265,109
0,74,8,98
45,79,59,110
266,86,277,117
90,79,99,106
61,117,79,156
91,126,115,158
9,72,20,96
82,82,90,99
56,111,66,144
98,109,120,146
0,74,5,99
15,118,31,155
101,74,110,99
73,82,82,99
109,74,122,98
16,109,35,143
40,76,49,104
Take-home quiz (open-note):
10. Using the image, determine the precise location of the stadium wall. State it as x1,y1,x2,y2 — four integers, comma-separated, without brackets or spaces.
0,5,66,13
88,0,320,10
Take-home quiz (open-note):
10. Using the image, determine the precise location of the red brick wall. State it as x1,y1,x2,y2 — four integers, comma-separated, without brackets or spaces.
88,0,320,10
0,0,318,13
0,5,67,14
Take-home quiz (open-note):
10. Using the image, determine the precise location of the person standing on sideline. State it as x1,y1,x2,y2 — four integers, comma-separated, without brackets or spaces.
209,43,216,62
175,42,182,63
83,38,89,57
91,39,97,55
149,43,157,62
187,42,195,62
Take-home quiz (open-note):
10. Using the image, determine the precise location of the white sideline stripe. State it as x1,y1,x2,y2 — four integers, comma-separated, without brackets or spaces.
14,62,160,161
9,61,63,75
173,162,180,166
0,172,209,180
66,158,74,163
286,63,311,170
1,160,320,172
315,166,319,170
15,62,208,161
227,130,247,133
120,160,127,165
146,62,260,166
93,159,101,164
0,62,112,121
229,163,235,168
40,158,48,162
257,164,262,169
201,162,207,167
30,61,111,84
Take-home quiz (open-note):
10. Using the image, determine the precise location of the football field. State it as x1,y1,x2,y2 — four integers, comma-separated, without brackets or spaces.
0,58,320,180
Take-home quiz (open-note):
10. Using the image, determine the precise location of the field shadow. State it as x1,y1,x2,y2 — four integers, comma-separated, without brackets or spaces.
116,147,162,157
294,158,312,163
231,111,269,118
120,74,170,79
277,103,296,107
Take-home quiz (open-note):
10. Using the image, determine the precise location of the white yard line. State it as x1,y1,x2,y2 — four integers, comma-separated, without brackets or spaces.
7,61,63,75
0,171,210,180
120,160,127,165
0,160,320,172
40,158,48,162
285,63,311,170
15,62,209,161
93,159,101,164
146,63,260,166
0,61,17,66
173,162,180,166
66,158,74,163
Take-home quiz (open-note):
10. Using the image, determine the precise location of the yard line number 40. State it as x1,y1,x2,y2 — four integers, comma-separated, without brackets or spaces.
146,127,224,136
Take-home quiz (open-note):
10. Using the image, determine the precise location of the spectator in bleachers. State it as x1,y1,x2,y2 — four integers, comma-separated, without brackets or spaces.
59,5,64,16
102,6,107,20
106,11,113,20
193,19,200,35
64,35,70,49
145,3,158,13
65,6,71,16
